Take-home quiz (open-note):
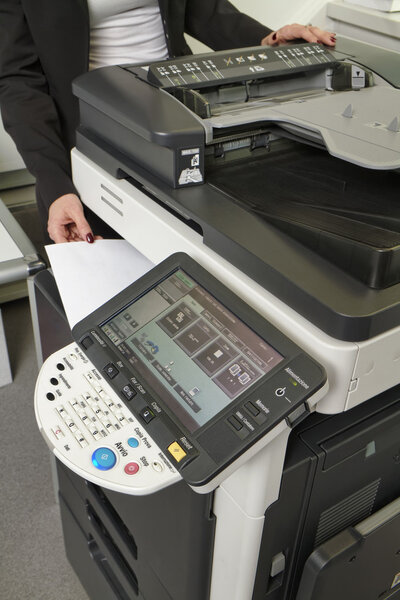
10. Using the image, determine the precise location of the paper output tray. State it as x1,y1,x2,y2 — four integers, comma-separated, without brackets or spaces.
208,143,400,289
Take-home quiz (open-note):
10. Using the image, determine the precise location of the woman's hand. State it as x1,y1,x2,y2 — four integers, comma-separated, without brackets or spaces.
47,193,102,243
262,23,336,47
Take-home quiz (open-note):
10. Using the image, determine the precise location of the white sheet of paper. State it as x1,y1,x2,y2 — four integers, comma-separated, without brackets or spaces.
46,240,154,329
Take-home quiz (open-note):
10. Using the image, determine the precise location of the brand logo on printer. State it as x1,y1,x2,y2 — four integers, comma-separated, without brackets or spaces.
284,367,309,389
115,442,128,457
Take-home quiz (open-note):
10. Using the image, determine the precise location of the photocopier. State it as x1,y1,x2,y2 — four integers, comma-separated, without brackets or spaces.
34,37,400,600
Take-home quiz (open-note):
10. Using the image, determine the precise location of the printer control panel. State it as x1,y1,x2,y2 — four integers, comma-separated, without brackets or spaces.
146,43,337,90
35,254,327,494
65,254,327,492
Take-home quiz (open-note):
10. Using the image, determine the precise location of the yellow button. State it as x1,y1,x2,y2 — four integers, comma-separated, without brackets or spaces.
168,441,187,463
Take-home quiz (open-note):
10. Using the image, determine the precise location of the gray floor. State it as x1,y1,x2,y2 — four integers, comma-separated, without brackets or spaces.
0,297,89,600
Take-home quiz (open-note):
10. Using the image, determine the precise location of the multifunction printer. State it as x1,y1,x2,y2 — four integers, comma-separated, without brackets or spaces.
34,37,400,600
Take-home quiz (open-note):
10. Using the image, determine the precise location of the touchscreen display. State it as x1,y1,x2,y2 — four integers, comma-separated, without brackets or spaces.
101,270,283,433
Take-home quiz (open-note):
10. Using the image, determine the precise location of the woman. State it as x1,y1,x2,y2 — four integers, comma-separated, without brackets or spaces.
0,0,335,244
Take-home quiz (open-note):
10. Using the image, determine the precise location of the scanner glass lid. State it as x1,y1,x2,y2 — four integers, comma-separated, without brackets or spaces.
100,269,283,433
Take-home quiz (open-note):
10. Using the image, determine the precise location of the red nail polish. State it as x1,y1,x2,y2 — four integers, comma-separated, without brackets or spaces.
86,233,94,243
272,32,277,41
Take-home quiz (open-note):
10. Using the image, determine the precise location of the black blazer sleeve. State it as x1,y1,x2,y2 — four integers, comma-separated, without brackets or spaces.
184,0,272,51
0,0,78,213
0,0,272,219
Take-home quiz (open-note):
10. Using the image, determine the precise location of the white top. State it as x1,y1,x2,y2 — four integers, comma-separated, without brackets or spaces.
87,0,168,70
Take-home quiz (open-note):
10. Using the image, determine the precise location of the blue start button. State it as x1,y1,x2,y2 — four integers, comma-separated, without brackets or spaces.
92,447,117,470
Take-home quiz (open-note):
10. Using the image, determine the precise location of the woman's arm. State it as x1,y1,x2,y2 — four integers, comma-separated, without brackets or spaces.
184,0,335,50
0,0,95,242
184,0,272,51
0,0,77,208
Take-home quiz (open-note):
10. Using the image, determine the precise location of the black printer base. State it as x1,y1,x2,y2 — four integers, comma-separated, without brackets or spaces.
56,459,215,600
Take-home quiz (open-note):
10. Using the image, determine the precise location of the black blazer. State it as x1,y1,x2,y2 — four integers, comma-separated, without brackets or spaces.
0,0,270,224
